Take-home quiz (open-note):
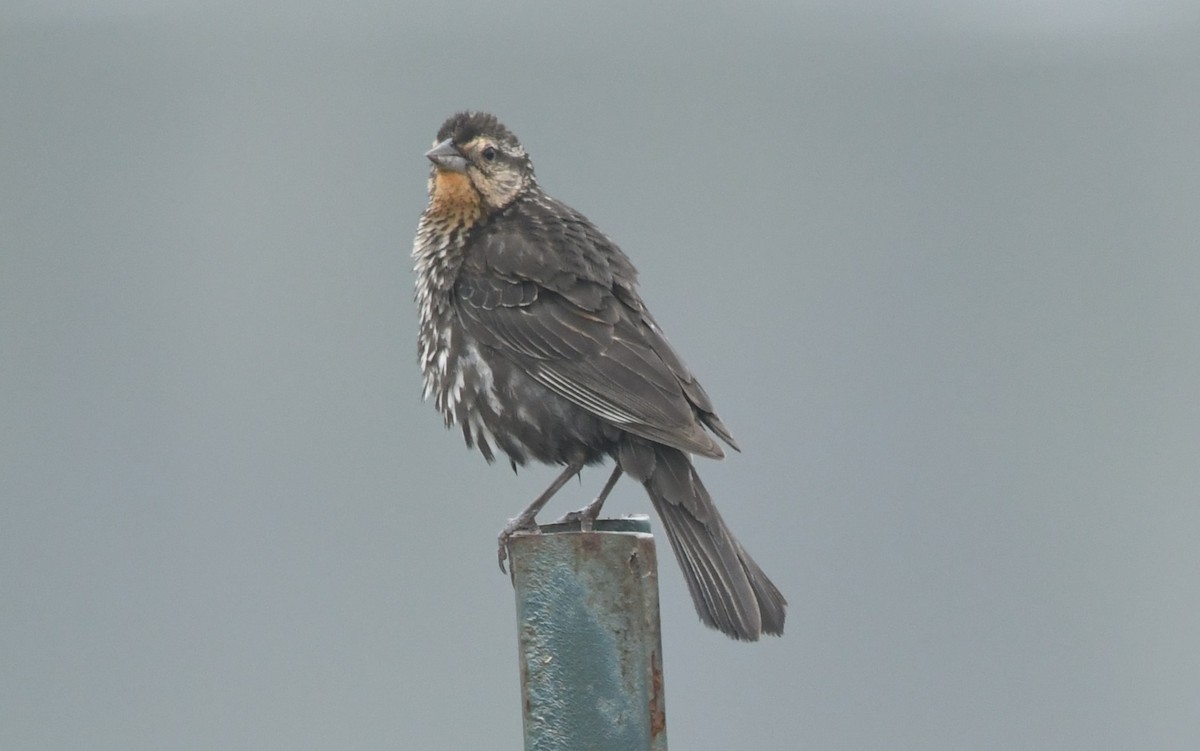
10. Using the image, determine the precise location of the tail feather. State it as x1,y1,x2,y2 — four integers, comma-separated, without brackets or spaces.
619,440,787,641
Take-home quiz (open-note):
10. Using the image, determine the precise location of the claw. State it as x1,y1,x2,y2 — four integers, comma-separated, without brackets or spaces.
497,514,540,574
547,509,583,526
546,506,597,531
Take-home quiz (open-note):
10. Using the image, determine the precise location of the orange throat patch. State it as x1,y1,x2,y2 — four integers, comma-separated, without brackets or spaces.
429,169,483,223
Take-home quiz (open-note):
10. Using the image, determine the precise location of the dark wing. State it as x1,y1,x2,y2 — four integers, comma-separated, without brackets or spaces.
454,206,736,458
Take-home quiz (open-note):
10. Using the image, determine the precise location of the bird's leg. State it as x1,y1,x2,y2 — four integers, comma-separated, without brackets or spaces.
498,457,587,572
549,465,624,532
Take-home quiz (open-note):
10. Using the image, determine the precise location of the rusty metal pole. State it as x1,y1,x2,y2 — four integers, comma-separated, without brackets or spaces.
506,515,668,751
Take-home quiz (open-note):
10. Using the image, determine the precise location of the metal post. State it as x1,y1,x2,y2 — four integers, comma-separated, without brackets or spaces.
507,516,668,751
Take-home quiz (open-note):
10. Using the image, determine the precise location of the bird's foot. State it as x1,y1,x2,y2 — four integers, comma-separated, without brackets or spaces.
496,513,541,574
548,495,606,532
548,509,587,527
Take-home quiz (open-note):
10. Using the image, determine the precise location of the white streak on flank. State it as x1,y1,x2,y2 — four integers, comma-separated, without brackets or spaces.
463,341,503,415
469,413,501,457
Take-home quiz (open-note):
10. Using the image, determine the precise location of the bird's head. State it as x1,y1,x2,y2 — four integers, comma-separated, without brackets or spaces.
425,112,534,215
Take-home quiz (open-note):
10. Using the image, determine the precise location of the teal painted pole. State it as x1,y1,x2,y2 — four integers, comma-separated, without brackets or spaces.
507,516,668,751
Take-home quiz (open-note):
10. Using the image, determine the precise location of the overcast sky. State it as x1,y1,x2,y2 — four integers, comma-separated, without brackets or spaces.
3,2,1199,749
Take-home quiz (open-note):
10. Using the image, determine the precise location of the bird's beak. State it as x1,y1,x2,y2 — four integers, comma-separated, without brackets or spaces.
425,139,469,173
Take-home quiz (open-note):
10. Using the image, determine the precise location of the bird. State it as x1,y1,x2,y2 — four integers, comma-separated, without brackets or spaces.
411,111,786,640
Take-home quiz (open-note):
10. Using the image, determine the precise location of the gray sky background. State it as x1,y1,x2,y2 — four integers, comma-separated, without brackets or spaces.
3,1,1199,749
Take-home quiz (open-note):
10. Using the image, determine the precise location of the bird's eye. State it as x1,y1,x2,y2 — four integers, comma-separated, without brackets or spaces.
482,146,497,162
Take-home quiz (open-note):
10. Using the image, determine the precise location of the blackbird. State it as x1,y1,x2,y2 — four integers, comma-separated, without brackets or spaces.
412,112,786,640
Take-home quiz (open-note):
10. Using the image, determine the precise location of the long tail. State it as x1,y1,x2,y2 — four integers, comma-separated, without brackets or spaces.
617,440,787,641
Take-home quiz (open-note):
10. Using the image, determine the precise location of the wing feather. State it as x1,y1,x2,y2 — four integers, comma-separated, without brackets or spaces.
453,205,733,457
